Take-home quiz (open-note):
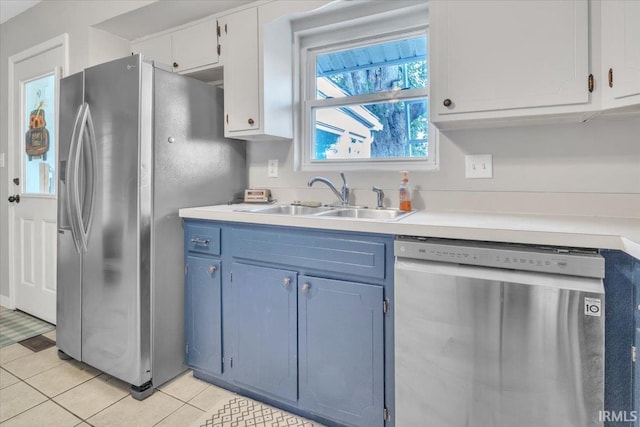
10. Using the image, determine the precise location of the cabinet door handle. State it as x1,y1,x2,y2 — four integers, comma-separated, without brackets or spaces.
173,62,179,68
283,277,291,287
248,118,255,125
608,68,613,88
301,283,310,293
191,237,210,246
443,98,453,107
208,265,217,274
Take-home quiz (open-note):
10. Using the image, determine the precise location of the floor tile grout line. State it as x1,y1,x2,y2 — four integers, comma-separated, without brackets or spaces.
0,374,49,424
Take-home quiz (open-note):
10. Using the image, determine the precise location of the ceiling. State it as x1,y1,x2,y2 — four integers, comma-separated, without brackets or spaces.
1,0,253,39
94,0,254,41
0,0,41,24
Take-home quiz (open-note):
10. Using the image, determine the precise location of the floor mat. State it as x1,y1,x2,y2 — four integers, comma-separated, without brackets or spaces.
191,395,325,427
0,306,55,348
19,334,56,352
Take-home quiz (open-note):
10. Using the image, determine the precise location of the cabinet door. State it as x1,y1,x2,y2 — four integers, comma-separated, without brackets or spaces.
221,7,260,134
185,256,222,374
298,276,384,427
172,19,219,72
601,0,640,108
232,262,297,401
131,34,172,67
431,0,589,119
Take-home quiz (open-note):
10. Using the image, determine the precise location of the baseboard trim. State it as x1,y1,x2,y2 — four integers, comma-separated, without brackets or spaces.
0,295,13,309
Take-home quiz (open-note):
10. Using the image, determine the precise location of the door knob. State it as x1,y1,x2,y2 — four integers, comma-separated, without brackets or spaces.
8,194,20,204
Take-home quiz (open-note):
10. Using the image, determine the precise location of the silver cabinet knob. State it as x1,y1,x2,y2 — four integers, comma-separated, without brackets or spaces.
208,265,217,274
301,283,310,293
283,277,291,287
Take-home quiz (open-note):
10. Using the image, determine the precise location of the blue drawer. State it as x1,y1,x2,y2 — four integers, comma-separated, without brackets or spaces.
230,227,386,280
185,224,221,256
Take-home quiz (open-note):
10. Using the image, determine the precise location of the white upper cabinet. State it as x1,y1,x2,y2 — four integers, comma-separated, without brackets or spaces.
601,0,640,110
220,1,330,140
171,19,220,73
131,18,220,74
219,7,261,136
430,0,592,128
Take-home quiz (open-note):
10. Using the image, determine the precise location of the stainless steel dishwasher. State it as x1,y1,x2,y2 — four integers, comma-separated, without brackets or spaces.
394,237,605,427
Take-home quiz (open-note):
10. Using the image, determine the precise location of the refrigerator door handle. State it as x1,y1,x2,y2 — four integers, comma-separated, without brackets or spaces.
80,105,98,248
66,103,86,253
73,102,95,253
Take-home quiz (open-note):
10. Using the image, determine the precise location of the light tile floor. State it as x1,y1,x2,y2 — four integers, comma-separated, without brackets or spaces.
0,330,239,426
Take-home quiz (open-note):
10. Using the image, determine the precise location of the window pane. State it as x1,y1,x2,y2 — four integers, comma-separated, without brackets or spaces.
313,99,428,160
316,36,427,99
23,73,56,195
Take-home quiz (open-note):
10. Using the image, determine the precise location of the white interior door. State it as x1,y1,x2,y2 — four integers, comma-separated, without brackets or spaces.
8,37,67,324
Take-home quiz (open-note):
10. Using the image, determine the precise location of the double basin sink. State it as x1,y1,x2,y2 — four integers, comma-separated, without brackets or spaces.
237,204,415,221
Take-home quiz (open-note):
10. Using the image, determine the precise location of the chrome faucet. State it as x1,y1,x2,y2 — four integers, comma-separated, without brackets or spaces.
372,186,385,209
308,172,350,206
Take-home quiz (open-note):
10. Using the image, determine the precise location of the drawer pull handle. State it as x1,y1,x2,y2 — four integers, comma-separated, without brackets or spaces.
191,238,210,246
208,265,217,274
283,277,291,287
301,283,310,293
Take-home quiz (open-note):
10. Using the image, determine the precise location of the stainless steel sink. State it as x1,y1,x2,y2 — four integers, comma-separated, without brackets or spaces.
238,204,415,221
315,208,415,221
245,205,334,215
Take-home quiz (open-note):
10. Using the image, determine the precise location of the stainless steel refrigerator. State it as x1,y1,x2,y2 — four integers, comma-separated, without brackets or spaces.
56,54,245,399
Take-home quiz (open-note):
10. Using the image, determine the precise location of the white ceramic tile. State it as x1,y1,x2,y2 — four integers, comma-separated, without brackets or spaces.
0,381,47,422
25,359,101,397
88,391,183,427
0,343,34,364
153,403,204,427
53,374,130,419
187,384,236,411
0,368,20,389
159,371,209,402
2,346,64,379
0,400,81,427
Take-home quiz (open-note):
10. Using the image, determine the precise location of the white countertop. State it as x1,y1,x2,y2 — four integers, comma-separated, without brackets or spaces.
179,204,640,259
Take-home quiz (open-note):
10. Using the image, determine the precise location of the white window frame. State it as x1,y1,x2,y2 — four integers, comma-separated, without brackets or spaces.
294,1,436,172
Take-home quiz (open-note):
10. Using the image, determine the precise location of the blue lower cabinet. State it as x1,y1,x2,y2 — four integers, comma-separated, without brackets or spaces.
298,275,385,427
231,262,298,402
185,256,222,375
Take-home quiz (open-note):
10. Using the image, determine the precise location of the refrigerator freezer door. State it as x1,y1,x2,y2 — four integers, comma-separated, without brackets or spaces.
57,71,84,361
80,55,151,386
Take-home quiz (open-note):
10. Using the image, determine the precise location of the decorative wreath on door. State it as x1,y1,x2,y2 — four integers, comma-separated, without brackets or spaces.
25,99,50,161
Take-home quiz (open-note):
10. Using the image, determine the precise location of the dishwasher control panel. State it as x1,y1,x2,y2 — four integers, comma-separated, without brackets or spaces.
395,236,604,279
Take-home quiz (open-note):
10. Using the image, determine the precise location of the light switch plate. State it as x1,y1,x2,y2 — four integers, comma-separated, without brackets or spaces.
268,159,278,178
465,154,493,179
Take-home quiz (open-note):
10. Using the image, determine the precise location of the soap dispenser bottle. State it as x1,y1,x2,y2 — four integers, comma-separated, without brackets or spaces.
399,171,412,212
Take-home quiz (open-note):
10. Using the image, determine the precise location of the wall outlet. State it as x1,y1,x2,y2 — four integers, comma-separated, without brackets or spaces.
465,154,493,179
267,159,278,178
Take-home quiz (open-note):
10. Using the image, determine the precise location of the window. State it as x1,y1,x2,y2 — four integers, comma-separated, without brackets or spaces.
296,3,433,171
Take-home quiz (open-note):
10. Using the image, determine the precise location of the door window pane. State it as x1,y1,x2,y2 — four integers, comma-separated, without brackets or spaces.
23,73,56,195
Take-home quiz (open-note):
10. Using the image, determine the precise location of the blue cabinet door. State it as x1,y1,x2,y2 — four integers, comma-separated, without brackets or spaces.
232,262,298,402
298,275,384,427
185,256,222,375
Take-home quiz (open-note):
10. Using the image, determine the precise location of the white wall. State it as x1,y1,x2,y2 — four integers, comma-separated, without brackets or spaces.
0,0,151,302
247,115,640,217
